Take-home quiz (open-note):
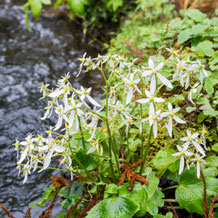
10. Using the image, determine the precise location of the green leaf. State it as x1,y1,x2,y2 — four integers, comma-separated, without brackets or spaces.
104,184,118,198
176,184,204,214
86,197,139,218
41,0,51,5
206,156,218,167
154,213,173,218
146,172,159,199
177,29,192,44
205,77,214,95
56,214,67,218
60,181,84,210
54,0,64,9
30,186,58,208
197,40,214,57
175,165,218,215
118,182,148,217
186,106,196,113
203,108,218,116
212,143,218,152
29,0,42,20
67,0,85,15
197,98,209,105
23,3,31,32
145,187,164,216
71,150,97,171
152,149,177,171
191,24,208,35
197,113,206,123
185,9,206,22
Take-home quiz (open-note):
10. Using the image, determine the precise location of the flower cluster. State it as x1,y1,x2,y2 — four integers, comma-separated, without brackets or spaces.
14,50,208,183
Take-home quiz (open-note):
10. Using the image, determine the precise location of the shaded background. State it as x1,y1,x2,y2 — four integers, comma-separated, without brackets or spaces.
0,0,103,216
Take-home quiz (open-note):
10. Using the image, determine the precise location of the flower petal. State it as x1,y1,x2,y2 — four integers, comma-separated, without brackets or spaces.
157,73,173,89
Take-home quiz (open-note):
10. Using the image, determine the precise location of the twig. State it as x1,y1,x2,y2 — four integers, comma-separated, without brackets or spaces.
24,208,31,218
201,170,208,218
169,202,179,218
208,192,218,218
39,187,61,218
0,204,14,218
76,186,105,218
66,190,85,218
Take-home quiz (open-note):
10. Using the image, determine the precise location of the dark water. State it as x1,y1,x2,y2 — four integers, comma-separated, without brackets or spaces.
0,1,103,217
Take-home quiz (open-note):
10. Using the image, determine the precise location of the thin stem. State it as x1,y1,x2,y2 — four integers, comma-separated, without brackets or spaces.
140,104,144,160
162,185,179,191
36,166,69,173
78,117,86,150
139,125,153,175
112,136,121,177
164,199,177,202
68,143,94,181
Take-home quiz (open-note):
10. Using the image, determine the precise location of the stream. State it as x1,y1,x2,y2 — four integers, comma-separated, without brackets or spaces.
0,0,103,217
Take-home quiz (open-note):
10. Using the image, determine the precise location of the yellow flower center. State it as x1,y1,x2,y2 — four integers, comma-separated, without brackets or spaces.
69,167,73,172
65,124,68,128
128,62,132,66
14,142,19,147
188,137,192,141
83,90,87,95
197,158,201,162
49,101,54,105
152,116,157,120
180,151,184,155
68,97,72,102
170,111,174,116
45,106,49,110
152,69,157,73
51,140,55,143
72,105,76,110
198,140,201,144
122,80,125,84
79,58,84,62
23,166,28,170
120,56,124,60
203,130,207,134
28,142,31,146
32,156,36,160
179,65,184,70
129,82,133,86
150,96,154,101
83,124,87,128
128,119,132,123
65,153,69,157
46,130,51,134
49,144,53,148
64,88,68,92
57,108,61,112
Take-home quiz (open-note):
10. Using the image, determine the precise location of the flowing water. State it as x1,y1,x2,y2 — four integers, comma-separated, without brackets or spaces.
0,1,103,217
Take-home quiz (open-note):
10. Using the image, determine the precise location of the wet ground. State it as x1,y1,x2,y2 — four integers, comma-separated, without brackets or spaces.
0,0,103,216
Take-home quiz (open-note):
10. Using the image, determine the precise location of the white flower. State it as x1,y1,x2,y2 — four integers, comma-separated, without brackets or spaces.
201,125,208,150
190,154,206,178
174,58,187,87
161,103,186,137
77,52,87,77
166,47,180,59
77,86,101,107
123,118,134,136
142,59,173,91
87,138,100,154
123,73,141,104
180,130,205,156
196,60,208,85
23,164,31,183
137,89,164,115
142,107,162,138
188,82,199,104
172,144,193,175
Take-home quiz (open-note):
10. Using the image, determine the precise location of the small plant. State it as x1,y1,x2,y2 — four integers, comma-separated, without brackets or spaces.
12,50,218,217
